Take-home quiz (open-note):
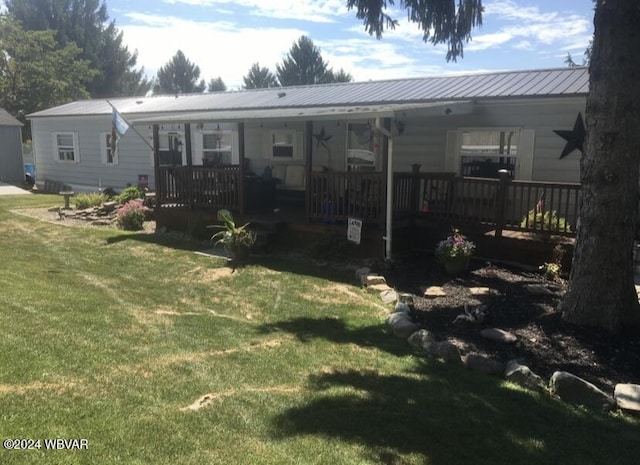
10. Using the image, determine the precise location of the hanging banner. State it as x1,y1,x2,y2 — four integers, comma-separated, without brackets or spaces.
347,217,363,245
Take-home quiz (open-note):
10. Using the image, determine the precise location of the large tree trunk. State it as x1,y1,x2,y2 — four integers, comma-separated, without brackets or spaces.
560,0,640,332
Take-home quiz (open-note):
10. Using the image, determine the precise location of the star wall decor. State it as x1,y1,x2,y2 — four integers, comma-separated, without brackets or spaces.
553,112,585,159
313,127,332,151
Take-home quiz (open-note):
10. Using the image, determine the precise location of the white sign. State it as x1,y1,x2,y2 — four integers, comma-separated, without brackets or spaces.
347,217,363,245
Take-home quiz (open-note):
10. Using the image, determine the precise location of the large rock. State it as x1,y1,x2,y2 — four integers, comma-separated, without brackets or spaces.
463,354,505,376
380,289,399,304
424,341,462,364
393,301,411,314
614,383,640,412
549,371,615,410
407,329,436,349
365,275,387,287
480,328,517,344
504,360,546,393
385,313,418,339
423,286,446,298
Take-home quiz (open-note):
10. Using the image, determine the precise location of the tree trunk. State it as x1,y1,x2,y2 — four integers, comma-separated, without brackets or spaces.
560,0,640,332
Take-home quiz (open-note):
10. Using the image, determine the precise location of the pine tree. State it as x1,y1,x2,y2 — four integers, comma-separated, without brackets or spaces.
154,50,206,94
207,77,227,92
242,63,278,89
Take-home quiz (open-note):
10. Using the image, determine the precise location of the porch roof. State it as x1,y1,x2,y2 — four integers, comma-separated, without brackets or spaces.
128,100,474,125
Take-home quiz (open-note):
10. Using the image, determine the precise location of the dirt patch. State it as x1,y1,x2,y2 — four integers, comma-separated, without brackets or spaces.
11,207,156,233
181,384,302,411
383,258,640,392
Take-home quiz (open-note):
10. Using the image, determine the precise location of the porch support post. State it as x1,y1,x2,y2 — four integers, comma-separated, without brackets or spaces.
305,120,313,223
238,122,246,214
380,117,393,260
184,123,193,209
152,124,161,208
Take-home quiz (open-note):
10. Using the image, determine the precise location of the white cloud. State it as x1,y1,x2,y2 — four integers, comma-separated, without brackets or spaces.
161,0,348,23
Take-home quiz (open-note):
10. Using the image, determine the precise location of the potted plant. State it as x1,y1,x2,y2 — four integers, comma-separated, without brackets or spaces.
210,209,256,263
435,228,475,275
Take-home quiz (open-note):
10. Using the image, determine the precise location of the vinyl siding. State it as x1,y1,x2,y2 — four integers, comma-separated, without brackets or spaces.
0,126,24,182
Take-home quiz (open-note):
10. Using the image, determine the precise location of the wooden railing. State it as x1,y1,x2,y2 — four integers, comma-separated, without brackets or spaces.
393,172,581,237
157,165,241,210
308,171,385,225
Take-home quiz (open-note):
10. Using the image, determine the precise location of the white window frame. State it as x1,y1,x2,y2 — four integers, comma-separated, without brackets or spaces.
100,132,118,166
270,130,297,160
201,130,234,165
157,131,185,166
53,132,79,163
456,127,521,178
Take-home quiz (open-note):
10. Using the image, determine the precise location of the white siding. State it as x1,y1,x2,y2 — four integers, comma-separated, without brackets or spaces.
32,116,154,191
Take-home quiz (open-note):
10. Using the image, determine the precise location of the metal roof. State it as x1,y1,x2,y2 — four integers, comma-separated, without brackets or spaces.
27,67,588,120
0,109,23,127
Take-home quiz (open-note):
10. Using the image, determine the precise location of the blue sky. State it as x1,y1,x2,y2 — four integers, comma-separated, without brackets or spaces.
107,0,595,90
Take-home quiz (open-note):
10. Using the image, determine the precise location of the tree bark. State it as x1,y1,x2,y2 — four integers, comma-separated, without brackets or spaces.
560,0,640,332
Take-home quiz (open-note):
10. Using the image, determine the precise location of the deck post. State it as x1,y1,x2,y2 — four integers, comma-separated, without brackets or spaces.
305,120,313,223
152,124,161,208
238,122,246,215
184,123,193,209
495,170,510,237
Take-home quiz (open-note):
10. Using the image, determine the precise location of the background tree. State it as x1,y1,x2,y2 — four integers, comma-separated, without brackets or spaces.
242,63,279,89
4,0,149,97
154,50,205,94
276,36,353,86
347,0,640,332
207,77,227,92
0,15,96,137
326,68,353,83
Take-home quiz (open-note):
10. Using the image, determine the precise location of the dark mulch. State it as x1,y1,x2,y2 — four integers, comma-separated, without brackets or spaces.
382,257,640,392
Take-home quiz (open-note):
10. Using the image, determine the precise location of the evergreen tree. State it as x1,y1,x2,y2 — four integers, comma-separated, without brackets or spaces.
326,68,353,83
0,15,96,136
5,0,149,97
154,50,205,94
242,63,278,89
276,36,352,86
207,77,227,92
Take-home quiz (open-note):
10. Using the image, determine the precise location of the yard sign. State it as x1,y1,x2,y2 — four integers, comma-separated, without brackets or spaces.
347,217,363,245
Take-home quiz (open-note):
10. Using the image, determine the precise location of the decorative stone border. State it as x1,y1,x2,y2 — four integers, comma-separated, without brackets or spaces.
355,267,640,413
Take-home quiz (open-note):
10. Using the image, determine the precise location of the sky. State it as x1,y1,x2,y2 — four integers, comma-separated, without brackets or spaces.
106,0,595,90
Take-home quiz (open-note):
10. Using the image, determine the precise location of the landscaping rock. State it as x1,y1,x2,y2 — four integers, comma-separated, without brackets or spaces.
355,267,371,285
102,201,117,212
367,283,393,294
407,329,436,349
423,286,446,298
393,302,411,314
469,287,493,296
463,354,505,376
480,328,517,344
504,360,546,392
365,275,387,287
423,341,462,364
549,371,615,410
524,283,555,296
385,313,419,339
614,383,640,412
380,289,399,304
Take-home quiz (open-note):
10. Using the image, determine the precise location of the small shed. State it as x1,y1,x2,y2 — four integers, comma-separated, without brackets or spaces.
0,108,24,183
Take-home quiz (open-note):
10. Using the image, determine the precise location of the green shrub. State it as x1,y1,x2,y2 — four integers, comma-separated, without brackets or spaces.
308,232,348,259
116,200,148,231
520,210,571,232
74,192,107,209
116,186,146,204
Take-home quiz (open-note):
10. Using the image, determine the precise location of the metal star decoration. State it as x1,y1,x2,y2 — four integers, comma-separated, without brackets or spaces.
313,127,332,151
554,112,585,159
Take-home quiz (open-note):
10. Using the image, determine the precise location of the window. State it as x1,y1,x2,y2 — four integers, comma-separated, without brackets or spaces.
271,130,295,158
346,122,377,171
459,129,520,178
158,132,183,166
202,130,233,166
53,132,78,162
101,132,117,165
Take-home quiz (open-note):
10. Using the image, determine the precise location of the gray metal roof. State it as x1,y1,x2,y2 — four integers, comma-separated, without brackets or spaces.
28,67,588,119
0,109,23,127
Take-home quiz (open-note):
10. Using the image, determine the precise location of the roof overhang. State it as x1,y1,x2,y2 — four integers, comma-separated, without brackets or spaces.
128,100,474,125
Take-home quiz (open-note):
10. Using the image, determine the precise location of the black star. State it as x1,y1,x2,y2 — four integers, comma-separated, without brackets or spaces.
554,113,585,159
313,127,332,151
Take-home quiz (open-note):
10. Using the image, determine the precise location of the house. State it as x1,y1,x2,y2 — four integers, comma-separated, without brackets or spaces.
0,109,25,183
28,67,588,258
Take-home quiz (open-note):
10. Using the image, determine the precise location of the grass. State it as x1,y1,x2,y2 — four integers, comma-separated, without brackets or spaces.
1,193,639,465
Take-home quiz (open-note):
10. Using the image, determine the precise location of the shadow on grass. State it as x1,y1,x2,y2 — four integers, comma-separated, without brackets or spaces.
270,361,640,465
259,317,413,357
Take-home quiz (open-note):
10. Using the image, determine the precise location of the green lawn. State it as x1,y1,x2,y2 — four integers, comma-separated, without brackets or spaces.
1,194,639,465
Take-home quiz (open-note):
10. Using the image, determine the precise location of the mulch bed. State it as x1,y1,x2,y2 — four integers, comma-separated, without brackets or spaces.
382,257,640,392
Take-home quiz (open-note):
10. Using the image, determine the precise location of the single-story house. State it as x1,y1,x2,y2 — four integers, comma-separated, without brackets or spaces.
28,66,588,258
0,109,25,183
